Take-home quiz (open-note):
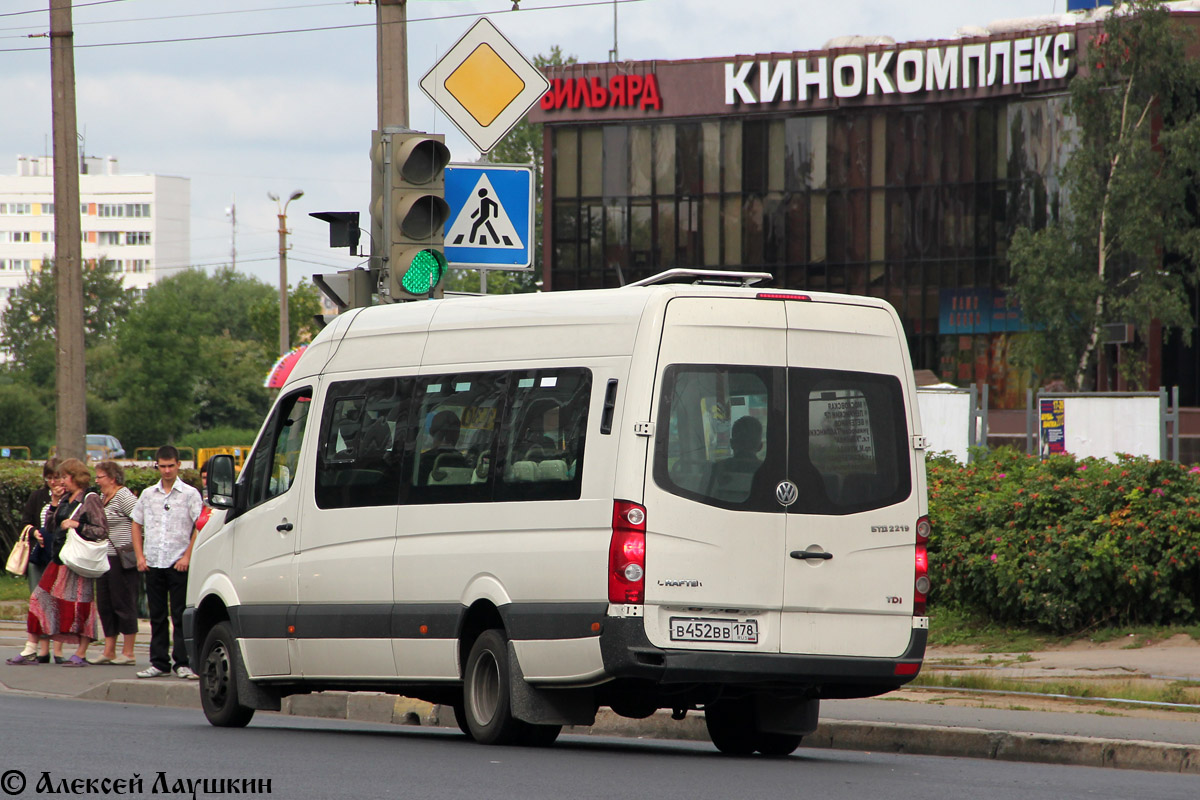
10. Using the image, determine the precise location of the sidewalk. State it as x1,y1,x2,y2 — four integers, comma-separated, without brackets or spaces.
2,614,1198,773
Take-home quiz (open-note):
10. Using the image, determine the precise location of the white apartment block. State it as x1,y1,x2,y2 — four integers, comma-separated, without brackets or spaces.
0,154,189,319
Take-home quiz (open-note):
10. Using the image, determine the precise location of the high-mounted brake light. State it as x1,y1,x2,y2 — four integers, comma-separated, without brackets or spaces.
609,500,647,604
756,292,811,301
914,515,931,615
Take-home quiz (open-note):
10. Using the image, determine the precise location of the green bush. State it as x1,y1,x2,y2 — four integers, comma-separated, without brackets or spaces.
928,447,1200,633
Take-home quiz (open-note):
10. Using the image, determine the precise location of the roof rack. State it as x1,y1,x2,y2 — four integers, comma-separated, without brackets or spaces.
625,269,775,288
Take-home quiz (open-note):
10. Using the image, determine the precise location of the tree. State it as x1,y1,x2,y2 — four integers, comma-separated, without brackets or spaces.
110,268,277,447
0,383,53,451
1008,1,1200,389
0,259,133,374
448,47,577,296
248,278,323,353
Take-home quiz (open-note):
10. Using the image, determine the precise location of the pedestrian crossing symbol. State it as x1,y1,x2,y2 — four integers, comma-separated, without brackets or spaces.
447,174,521,249
444,163,533,269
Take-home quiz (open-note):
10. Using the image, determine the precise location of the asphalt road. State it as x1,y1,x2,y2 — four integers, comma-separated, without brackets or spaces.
0,695,1195,800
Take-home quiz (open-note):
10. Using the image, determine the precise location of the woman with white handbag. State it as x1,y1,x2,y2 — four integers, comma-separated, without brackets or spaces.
5,458,108,667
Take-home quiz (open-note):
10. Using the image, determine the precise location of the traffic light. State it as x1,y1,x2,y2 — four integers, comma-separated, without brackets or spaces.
379,129,451,300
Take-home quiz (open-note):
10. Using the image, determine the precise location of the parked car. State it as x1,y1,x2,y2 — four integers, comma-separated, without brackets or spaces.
86,434,126,460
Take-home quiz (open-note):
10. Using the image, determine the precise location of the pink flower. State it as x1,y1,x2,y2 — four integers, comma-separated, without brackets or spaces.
1190,466,1200,474
1152,488,1165,497
1077,464,1088,471
990,554,998,562
997,473,1007,479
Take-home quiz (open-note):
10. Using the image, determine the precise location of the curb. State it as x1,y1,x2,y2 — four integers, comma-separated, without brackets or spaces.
65,681,1200,773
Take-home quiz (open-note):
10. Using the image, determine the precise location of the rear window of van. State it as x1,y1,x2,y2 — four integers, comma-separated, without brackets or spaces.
653,365,910,514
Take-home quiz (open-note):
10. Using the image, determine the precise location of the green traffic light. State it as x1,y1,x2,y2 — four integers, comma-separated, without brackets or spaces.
401,249,448,295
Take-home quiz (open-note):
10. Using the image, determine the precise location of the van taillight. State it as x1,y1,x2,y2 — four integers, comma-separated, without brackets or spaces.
914,515,931,615
609,500,647,604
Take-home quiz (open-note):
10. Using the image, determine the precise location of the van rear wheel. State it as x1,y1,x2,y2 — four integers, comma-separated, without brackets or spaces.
463,630,525,745
704,702,757,755
199,621,254,728
754,732,803,757
705,701,801,756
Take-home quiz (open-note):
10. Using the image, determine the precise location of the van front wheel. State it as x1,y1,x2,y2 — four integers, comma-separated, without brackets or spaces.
463,630,524,745
199,621,254,728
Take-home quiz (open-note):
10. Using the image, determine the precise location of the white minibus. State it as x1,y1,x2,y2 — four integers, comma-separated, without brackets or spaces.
185,270,930,755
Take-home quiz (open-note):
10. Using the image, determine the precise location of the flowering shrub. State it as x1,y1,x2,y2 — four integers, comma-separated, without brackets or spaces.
927,448,1200,633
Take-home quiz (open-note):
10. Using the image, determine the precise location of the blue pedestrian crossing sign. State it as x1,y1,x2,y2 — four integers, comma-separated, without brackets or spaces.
444,163,534,270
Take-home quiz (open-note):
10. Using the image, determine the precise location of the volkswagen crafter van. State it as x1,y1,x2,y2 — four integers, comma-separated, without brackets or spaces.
186,269,930,755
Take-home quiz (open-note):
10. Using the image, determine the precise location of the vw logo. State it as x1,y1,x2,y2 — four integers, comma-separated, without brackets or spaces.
775,480,799,506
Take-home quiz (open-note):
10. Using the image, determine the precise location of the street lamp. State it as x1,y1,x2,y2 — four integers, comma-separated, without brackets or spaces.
269,189,304,356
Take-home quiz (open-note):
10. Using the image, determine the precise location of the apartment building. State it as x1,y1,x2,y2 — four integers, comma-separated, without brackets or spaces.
0,154,190,319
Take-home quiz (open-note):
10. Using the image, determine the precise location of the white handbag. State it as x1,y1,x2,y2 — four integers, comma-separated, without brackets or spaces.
59,494,110,578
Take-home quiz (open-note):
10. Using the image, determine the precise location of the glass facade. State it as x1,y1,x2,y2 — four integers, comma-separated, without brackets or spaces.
547,95,1073,408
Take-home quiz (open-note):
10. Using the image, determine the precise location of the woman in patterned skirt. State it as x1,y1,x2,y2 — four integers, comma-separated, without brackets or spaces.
5,458,109,667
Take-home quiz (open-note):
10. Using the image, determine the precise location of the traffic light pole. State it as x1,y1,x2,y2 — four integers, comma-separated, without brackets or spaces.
377,0,408,130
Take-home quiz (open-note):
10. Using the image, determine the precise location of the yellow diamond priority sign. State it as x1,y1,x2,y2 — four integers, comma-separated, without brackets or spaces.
420,18,550,154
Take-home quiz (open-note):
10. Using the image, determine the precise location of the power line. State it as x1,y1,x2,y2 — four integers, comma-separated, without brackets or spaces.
0,0,135,21
0,0,647,53
0,0,350,37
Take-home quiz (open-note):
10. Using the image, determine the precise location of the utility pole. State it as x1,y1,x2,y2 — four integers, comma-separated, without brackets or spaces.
609,0,619,62
377,0,409,129
50,0,85,461
226,197,237,270
270,190,303,355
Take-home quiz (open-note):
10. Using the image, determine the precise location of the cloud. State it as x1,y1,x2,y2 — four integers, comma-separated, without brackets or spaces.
78,73,373,151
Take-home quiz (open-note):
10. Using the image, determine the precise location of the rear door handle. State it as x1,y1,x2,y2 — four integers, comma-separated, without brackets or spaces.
790,550,832,560
277,522,294,532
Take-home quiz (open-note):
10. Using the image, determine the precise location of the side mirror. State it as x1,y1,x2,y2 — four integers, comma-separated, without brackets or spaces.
207,455,236,509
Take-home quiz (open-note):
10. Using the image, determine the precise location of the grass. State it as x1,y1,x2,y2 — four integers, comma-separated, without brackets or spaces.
927,606,1058,652
928,605,1200,651
911,671,1200,708
0,574,30,603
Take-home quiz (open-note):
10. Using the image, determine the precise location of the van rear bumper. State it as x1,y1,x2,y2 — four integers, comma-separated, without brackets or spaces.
598,617,926,699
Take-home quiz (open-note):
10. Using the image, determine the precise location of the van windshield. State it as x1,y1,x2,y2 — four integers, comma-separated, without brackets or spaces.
653,365,910,514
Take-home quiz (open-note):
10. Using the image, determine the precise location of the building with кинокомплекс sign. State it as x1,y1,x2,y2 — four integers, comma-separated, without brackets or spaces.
529,1,1200,455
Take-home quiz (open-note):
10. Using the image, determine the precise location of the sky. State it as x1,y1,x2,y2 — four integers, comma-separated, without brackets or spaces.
0,0,1068,291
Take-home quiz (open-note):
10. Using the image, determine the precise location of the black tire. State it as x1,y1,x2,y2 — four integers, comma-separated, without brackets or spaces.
199,621,255,728
518,722,563,747
449,702,472,736
704,702,757,756
463,629,525,745
755,732,802,757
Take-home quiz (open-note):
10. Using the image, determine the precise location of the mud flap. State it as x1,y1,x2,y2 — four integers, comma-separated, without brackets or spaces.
507,642,597,726
756,696,819,736
235,640,282,712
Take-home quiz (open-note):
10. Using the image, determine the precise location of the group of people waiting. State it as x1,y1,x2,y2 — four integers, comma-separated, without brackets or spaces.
5,446,206,680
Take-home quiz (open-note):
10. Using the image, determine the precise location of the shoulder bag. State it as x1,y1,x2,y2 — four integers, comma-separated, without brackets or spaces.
4,525,33,576
59,494,110,579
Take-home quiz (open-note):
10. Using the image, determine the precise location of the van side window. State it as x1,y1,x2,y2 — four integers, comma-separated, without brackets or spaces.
409,372,505,504
243,388,312,509
792,369,910,514
653,366,783,512
315,377,408,509
496,368,591,502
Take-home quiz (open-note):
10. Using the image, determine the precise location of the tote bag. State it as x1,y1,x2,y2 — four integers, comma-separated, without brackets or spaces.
4,525,33,576
59,494,109,578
